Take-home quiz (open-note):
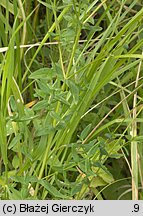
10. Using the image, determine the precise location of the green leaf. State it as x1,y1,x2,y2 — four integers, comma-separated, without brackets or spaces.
115,54,143,59
78,160,95,177
33,100,49,111
10,176,38,184
92,165,114,184
66,80,79,104
71,183,82,196
55,121,66,130
32,137,47,161
94,161,113,179
79,124,92,140
37,0,53,9
50,111,62,122
6,120,14,136
35,126,55,137
8,134,22,149
110,153,123,159
87,142,99,157
12,155,20,169
54,94,70,106
90,176,107,188
72,144,82,163
9,95,17,112
82,139,97,152
39,180,68,199
133,136,143,141
52,62,64,80
8,188,23,200
29,68,54,80
0,177,5,187
37,80,53,95
0,0,22,18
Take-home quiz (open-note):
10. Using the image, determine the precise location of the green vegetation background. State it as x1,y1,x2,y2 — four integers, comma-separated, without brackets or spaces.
0,0,143,200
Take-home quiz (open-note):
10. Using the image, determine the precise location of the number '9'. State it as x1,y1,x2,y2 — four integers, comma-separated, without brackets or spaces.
134,204,139,212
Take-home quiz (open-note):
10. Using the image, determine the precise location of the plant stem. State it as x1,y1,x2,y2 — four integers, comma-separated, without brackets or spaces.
131,51,142,200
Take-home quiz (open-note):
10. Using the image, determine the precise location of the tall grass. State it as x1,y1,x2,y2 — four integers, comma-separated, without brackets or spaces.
0,0,143,200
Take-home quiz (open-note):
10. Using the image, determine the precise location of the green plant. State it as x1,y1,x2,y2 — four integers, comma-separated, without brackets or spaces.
0,0,143,200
